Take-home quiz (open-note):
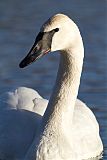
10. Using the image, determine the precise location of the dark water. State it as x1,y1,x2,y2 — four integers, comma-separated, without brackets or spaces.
0,0,107,159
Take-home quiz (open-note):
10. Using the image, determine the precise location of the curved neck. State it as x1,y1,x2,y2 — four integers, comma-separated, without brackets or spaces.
24,37,84,159
43,41,84,128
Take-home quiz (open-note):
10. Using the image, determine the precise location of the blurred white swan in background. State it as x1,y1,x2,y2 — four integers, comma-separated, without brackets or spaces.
0,14,103,160
0,87,48,116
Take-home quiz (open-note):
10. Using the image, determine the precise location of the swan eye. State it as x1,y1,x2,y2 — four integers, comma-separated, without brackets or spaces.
54,28,59,32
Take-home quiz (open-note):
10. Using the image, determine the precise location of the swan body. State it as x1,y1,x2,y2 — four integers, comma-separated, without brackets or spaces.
0,87,48,115
0,14,103,160
0,88,102,160
0,87,47,159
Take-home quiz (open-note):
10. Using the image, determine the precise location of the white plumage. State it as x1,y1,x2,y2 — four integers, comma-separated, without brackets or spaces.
0,14,103,160
0,87,48,115
0,87,47,159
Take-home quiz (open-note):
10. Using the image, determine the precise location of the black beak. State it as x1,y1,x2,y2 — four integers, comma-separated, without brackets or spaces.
19,32,51,68
19,28,59,68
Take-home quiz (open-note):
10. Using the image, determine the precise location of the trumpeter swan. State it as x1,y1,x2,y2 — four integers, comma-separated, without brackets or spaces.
0,14,103,160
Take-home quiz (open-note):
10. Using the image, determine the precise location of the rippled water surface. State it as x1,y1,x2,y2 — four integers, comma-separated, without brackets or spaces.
0,0,107,159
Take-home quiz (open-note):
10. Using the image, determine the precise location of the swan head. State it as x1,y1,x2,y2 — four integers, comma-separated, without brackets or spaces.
19,13,82,68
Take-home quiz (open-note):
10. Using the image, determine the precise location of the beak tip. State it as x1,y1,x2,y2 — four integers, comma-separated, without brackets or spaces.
19,61,26,68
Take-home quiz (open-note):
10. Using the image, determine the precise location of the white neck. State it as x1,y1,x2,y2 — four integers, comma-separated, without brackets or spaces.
24,35,84,160
33,40,85,160
43,40,84,129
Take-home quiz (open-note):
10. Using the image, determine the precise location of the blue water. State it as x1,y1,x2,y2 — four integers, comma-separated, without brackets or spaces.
0,0,107,159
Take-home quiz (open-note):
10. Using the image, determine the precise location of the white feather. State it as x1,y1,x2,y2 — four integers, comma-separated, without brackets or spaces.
0,14,103,160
